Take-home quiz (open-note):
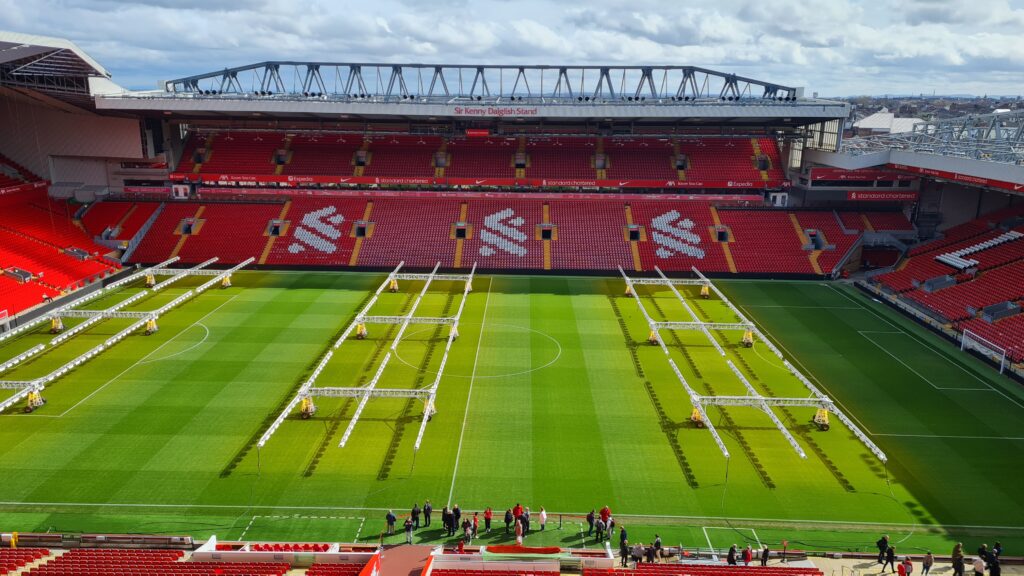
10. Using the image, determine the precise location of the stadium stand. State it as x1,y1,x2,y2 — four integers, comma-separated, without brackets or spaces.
462,199,545,270
175,202,283,264
432,571,559,576
605,139,679,181
0,153,42,189
0,547,49,574
192,132,286,175
129,203,205,263
524,137,597,179
794,211,860,273
264,197,368,266
357,197,461,268
307,563,367,576
591,564,824,576
363,135,442,178
283,134,361,176
959,313,1024,363
445,138,517,178
905,260,1024,322
629,201,729,273
838,211,914,233
249,543,331,552
717,209,814,274
24,549,290,576
548,200,634,271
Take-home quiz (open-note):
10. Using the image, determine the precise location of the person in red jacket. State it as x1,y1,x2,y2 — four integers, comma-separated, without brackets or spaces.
743,545,754,566
513,503,524,520
484,507,493,533
600,505,611,524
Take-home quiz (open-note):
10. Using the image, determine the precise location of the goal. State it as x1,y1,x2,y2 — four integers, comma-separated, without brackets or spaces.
961,329,1008,374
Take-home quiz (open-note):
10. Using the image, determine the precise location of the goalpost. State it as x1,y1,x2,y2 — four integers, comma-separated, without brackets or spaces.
961,329,1009,374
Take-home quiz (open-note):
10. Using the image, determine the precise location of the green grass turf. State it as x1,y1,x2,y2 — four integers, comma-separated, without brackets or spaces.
0,271,1021,554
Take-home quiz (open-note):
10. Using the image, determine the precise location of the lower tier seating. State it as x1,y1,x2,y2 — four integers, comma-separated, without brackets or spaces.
25,549,289,576
307,563,367,576
125,195,869,276
959,314,1024,363
0,547,49,574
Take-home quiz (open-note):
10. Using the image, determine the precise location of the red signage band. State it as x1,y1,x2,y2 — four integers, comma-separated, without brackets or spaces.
196,187,766,203
171,173,782,190
809,168,916,181
888,164,1024,193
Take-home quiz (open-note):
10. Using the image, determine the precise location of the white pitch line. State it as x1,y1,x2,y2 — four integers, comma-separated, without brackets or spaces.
26,294,239,418
238,515,258,541
702,526,715,557
355,517,365,541
446,277,492,508
731,301,877,437
138,323,210,365
0,500,1021,530
832,285,1024,411
858,332,991,392
745,305,863,310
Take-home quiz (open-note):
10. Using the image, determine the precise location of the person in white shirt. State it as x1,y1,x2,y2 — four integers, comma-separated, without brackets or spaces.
973,556,986,576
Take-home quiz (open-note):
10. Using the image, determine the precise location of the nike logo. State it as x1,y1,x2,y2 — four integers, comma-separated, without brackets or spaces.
619,182,630,186
475,180,486,184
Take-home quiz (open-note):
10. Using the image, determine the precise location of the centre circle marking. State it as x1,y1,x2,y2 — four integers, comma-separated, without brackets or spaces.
392,322,561,379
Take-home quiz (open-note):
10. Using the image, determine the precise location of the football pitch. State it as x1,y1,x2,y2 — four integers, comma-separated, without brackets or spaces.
1,270,1022,553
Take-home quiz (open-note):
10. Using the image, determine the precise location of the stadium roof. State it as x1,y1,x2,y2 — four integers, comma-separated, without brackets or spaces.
95,61,849,125
0,31,119,108
853,108,924,133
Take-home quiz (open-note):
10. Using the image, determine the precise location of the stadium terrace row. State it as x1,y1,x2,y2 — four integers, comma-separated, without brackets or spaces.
83,197,914,280
873,204,1024,362
173,132,785,185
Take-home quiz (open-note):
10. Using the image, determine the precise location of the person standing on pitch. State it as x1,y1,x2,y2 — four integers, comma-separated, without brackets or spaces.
423,500,432,527
386,510,397,536
484,507,493,533
504,508,514,534
923,552,934,576
727,545,738,566
472,512,479,538
452,504,462,536
988,550,1001,576
515,518,524,545
761,545,770,567
412,503,421,529
620,539,630,568
539,507,547,531
594,517,606,543
654,535,663,562
404,516,414,544
586,510,596,536
743,545,753,566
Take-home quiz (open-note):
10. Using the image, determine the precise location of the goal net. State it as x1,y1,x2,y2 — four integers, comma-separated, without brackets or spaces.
961,329,1008,374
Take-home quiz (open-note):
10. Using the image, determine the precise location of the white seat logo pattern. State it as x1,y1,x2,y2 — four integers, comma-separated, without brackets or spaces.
288,206,345,254
651,210,705,259
479,208,528,257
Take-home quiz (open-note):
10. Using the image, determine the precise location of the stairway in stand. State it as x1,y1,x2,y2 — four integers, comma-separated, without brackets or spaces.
379,544,433,576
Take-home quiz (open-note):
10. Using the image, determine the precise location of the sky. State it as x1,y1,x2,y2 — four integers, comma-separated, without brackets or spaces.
2,0,1023,96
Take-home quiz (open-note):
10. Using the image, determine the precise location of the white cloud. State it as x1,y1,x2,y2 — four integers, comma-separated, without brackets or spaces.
0,0,1021,95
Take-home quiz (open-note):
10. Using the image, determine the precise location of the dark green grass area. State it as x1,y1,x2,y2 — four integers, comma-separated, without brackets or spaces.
0,272,1021,553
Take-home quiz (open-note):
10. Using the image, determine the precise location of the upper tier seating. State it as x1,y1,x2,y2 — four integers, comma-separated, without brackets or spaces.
363,135,441,178
82,201,134,237
839,211,914,233
605,139,678,180
678,139,768,183
525,138,596,179
0,153,41,189
445,138,516,178
196,132,286,175
283,134,361,176
876,229,1013,293
130,203,204,263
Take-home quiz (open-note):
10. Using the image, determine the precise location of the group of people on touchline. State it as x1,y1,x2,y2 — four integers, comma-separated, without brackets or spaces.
877,535,1002,576
385,501,550,545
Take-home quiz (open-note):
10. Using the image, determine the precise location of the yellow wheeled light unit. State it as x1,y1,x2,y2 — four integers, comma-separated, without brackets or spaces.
700,284,710,299
624,283,633,296
145,318,159,335
465,279,473,293
450,324,459,340
388,278,399,292
145,274,156,287
648,330,659,345
25,390,45,413
690,407,705,428
813,408,830,431
742,330,754,348
221,274,232,288
49,317,64,334
300,396,316,419
355,323,367,339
